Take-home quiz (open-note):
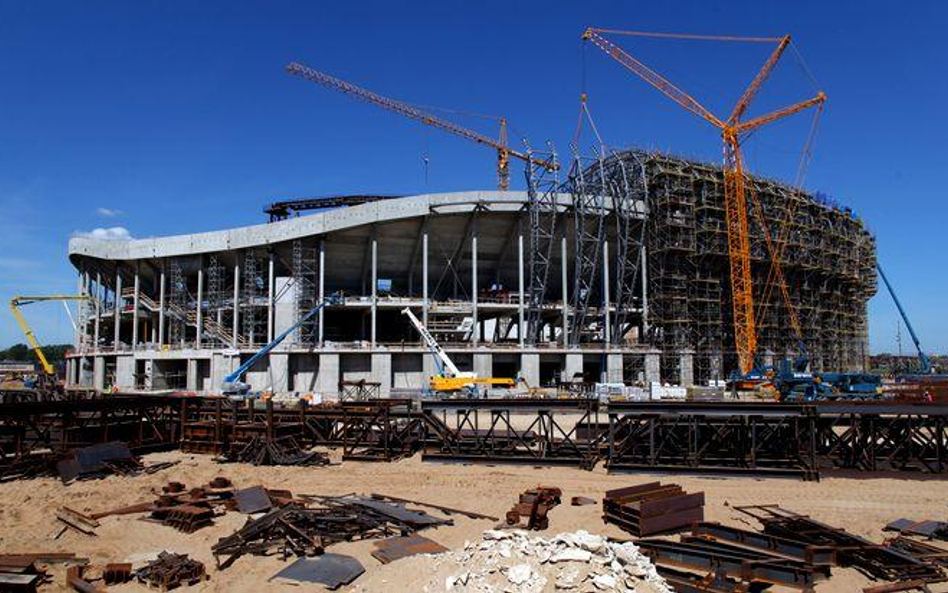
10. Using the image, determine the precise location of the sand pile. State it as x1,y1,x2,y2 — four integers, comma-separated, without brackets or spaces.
417,529,671,593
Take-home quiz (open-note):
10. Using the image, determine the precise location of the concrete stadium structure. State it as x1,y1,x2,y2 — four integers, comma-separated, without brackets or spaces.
64,151,877,395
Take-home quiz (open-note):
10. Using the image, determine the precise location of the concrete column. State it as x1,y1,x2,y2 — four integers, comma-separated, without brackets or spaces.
371,236,378,347
232,263,240,348
115,355,134,388
93,356,105,392
680,351,695,387
602,241,611,346
157,270,165,347
132,266,140,348
113,269,122,350
607,352,623,383
75,271,84,350
471,233,478,346
267,252,275,343
93,272,101,352
520,353,540,389
517,234,525,348
270,352,289,393
564,353,583,383
195,268,203,348
186,359,198,391
645,350,661,384
143,359,154,390
317,353,340,397
422,352,437,387
371,353,392,397
473,352,492,379
422,227,429,327
561,237,568,346
318,239,325,345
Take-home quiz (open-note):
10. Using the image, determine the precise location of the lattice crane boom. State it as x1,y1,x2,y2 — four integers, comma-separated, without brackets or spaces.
286,62,555,190
584,27,825,374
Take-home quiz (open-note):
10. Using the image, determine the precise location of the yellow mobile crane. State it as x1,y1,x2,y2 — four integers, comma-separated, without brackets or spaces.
9,295,89,389
401,307,518,395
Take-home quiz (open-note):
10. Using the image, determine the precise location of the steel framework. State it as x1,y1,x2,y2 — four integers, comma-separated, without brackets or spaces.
524,146,561,344
567,149,608,345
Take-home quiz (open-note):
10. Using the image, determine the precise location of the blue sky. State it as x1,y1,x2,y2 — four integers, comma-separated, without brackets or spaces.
0,1,945,354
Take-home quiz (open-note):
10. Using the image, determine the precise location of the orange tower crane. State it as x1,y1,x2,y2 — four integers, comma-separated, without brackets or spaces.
286,62,556,190
582,28,825,374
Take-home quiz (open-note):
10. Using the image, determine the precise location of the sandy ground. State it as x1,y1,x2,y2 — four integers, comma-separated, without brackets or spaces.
1,450,947,592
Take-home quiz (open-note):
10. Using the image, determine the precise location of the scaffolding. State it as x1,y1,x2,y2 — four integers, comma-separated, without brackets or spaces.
293,238,319,345
242,250,267,348
612,150,876,382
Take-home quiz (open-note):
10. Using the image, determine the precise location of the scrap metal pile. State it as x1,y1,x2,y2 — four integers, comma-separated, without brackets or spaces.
602,481,705,536
505,486,562,531
212,495,452,568
1,441,176,483
737,505,946,584
222,435,330,466
135,552,207,591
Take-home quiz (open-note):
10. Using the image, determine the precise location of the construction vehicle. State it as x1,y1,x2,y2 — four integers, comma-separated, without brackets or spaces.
223,294,342,396
400,307,517,395
877,263,938,377
285,62,557,190
583,28,825,375
9,295,89,391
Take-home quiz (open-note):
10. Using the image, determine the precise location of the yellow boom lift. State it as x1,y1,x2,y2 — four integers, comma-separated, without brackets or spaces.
9,295,89,387
401,307,517,394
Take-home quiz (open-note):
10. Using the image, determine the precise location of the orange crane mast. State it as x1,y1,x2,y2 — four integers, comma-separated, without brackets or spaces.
286,62,556,190
582,28,825,374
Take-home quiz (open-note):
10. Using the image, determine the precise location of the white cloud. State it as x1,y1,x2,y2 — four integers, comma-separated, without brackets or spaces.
72,226,134,241
96,207,122,217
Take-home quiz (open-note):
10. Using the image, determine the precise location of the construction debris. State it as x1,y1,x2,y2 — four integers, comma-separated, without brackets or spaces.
0,555,48,593
65,565,101,593
571,495,596,506
224,435,329,466
636,536,828,589
413,529,671,592
886,518,948,541
56,506,100,537
863,580,933,593
54,441,177,483
271,554,365,589
737,505,946,583
234,485,274,514
212,496,451,568
371,534,448,564
369,492,498,521
505,486,561,531
602,482,704,536
136,552,207,591
102,562,132,585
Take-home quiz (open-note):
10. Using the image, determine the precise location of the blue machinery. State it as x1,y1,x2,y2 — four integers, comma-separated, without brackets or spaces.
877,262,932,375
222,294,342,395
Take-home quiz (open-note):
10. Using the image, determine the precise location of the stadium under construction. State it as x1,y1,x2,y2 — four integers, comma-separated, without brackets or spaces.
63,150,876,396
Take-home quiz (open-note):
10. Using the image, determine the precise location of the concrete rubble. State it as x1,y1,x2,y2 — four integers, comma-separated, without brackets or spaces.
423,529,672,592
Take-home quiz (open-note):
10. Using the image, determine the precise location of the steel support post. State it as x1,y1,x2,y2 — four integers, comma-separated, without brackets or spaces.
472,232,478,346
561,237,568,346
318,238,325,345
371,236,377,347
232,263,239,349
517,234,525,348
113,268,122,350
267,251,275,343
195,267,203,348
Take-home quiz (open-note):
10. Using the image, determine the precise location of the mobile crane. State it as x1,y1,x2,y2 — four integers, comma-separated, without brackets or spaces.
877,263,939,377
223,294,342,396
9,295,89,391
400,307,517,395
